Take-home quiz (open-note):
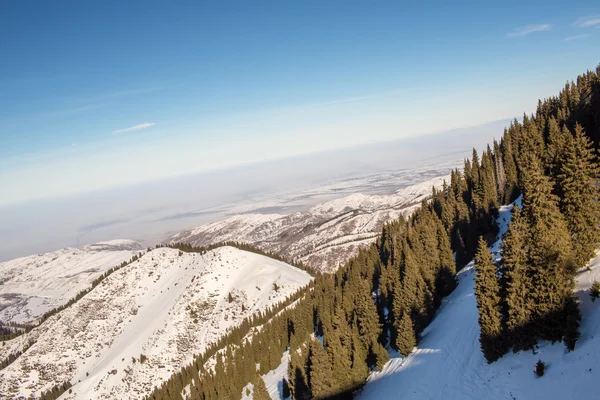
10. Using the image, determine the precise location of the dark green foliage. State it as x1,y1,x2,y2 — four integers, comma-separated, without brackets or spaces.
500,206,536,351
535,360,546,377
252,373,270,400
395,311,416,357
474,237,507,363
590,281,600,301
555,124,600,268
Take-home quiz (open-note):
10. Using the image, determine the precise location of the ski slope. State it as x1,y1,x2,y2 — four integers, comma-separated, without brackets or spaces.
0,240,143,324
0,246,312,400
359,198,600,400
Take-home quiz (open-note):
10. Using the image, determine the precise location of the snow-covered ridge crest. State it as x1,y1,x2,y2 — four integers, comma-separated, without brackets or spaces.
0,240,144,325
0,246,312,399
169,175,448,272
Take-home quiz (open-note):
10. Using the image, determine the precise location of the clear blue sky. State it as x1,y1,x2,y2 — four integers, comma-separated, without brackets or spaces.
1,0,599,205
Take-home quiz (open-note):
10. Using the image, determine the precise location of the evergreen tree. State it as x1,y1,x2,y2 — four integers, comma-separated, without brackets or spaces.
556,124,600,268
474,237,506,363
308,339,334,399
521,155,574,342
252,373,270,400
395,310,416,356
501,205,535,351
501,133,520,204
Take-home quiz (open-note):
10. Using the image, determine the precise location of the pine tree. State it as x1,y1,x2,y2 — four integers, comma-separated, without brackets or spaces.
395,310,416,356
474,237,506,363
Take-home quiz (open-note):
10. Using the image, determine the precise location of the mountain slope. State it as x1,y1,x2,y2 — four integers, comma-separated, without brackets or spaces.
0,246,312,400
169,176,447,272
358,198,600,400
0,240,143,325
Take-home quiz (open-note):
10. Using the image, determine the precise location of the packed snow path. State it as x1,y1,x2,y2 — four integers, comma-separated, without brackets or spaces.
359,198,600,400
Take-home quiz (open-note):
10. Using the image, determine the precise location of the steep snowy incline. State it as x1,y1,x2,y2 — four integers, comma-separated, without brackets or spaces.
0,240,143,324
0,247,312,400
169,176,447,272
358,198,600,400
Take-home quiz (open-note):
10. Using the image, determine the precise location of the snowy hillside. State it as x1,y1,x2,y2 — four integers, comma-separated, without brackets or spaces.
0,240,143,324
169,176,447,272
0,246,312,400
358,198,600,400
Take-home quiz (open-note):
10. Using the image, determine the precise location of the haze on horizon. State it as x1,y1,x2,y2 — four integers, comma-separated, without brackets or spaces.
2,1,599,207
1,1,600,260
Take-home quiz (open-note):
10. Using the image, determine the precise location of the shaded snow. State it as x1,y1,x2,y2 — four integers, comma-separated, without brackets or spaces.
359,196,600,400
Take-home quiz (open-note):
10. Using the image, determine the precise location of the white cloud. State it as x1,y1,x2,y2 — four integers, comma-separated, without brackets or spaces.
506,24,552,38
112,122,155,135
564,34,591,41
573,16,600,28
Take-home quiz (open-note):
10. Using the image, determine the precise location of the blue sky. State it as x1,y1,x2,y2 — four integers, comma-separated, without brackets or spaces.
1,0,599,206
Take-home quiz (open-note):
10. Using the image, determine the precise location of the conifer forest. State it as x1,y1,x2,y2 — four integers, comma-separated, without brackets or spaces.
145,67,600,400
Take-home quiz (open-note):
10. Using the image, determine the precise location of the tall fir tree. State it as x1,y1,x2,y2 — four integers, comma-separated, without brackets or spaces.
501,205,536,351
395,310,416,356
521,155,575,342
308,339,334,399
252,373,270,400
555,124,600,268
474,237,506,363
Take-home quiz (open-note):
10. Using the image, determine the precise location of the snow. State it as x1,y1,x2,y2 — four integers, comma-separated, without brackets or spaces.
0,246,312,400
359,196,600,400
169,176,448,272
241,350,291,400
0,240,143,324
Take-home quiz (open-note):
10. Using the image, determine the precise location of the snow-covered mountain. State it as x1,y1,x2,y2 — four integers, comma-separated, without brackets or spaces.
169,175,448,272
0,240,144,325
0,246,312,400
357,198,600,400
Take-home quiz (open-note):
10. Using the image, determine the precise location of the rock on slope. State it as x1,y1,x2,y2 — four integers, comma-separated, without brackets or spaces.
358,198,600,400
0,240,144,325
169,176,447,272
0,246,312,400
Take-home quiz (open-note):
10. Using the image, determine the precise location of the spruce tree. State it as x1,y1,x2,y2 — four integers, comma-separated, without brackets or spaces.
521,155,574,342
308,339,334,399
501,205,535,351
252,372,270,400
556,124,600,268
396,310,416,356
474,237,506,363
501,133,519,204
